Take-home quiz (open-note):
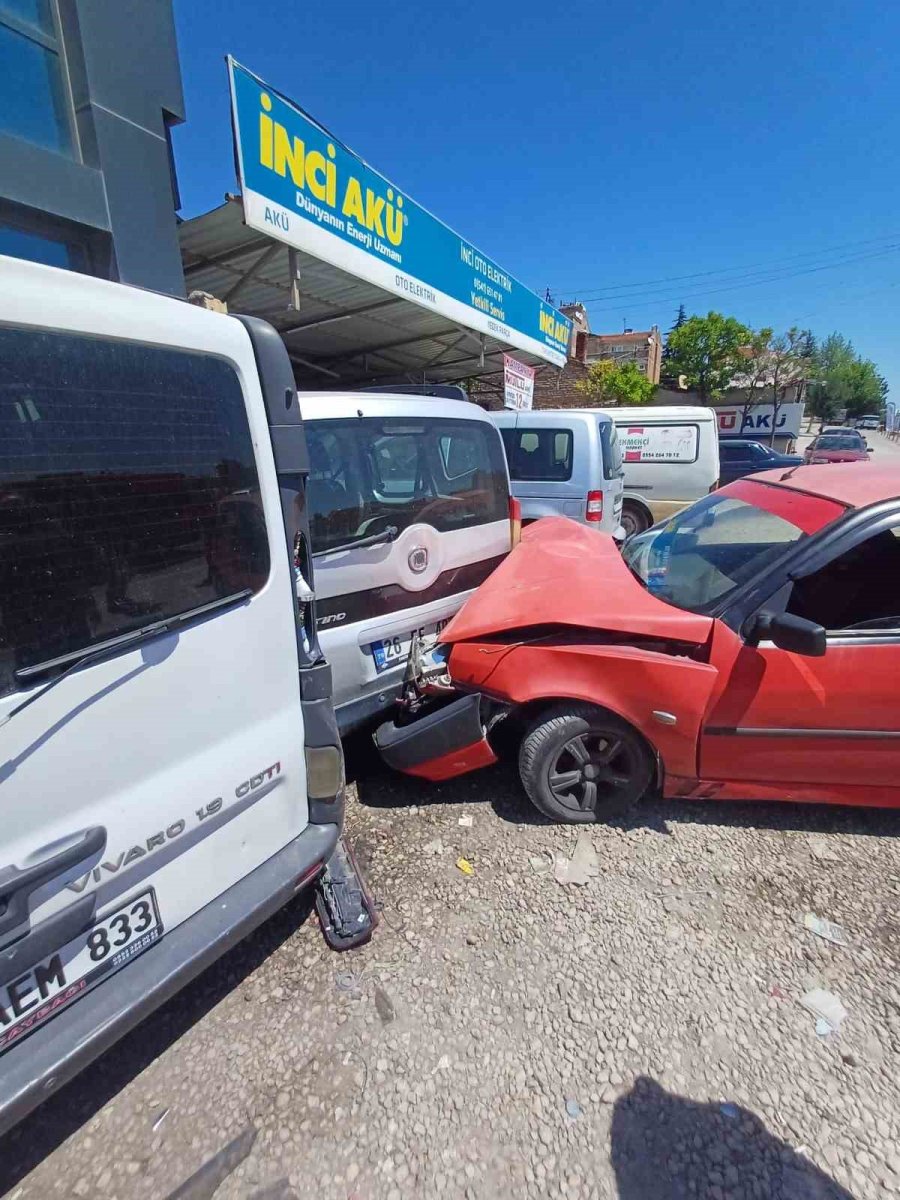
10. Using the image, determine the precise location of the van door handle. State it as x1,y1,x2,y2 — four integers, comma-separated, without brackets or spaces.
0,826,106,948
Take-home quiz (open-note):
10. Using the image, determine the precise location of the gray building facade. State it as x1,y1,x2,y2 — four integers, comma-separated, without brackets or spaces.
0,0,185,294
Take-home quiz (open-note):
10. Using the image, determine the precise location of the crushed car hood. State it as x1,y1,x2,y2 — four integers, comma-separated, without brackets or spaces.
442,518,713,645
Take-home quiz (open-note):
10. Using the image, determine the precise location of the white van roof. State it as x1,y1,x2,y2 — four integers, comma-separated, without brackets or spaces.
297,392,493,422
604,405,717,422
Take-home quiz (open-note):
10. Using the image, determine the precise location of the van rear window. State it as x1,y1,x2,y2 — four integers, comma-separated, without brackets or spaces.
500,428,573,482
0,327,269,698
306,417,508,554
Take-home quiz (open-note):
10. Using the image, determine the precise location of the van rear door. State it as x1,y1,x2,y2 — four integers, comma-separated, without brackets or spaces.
498,416,584,520
0,268,321,1078
306,411,511,729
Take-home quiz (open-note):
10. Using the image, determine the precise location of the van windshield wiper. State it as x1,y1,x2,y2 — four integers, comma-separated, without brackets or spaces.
1,588,253,730
313,525,399,558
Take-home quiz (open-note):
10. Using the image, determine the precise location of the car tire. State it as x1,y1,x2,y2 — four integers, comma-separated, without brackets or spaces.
620,501,650,539
518,704,654,824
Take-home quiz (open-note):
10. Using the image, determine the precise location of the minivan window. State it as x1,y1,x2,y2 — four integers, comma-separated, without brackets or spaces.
306,417,508,554
599,421,623,480
500,427,573,482
0,327,269,698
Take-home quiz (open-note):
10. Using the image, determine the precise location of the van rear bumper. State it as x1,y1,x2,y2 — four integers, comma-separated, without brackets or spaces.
0,821,339,1139
375,692,498,782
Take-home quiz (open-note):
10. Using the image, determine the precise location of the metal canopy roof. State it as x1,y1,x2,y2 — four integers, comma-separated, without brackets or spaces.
179,198,559,390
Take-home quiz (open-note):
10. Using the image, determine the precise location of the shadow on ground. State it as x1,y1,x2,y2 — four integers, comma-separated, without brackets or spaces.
611,1077,853,1200
0,890,316,1197
350,726,900,841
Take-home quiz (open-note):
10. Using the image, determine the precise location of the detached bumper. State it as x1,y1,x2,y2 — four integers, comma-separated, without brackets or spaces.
375,693,497,782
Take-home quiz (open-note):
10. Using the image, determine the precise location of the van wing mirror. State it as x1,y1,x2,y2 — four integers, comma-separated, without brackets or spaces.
745,610,826,657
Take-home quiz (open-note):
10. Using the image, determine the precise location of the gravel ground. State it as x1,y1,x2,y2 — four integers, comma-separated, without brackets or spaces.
2,744,900,1200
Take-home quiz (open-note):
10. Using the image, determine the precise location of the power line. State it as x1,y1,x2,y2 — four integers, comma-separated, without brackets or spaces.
556,232,900,301
580,244,900,315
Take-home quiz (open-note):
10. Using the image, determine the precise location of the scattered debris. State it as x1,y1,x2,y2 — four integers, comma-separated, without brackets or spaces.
315,838,379,951
423,837,444,855
769,984,788,1000
456,857,475,876
373,985,396,1025
720,1102,739,1119
565,1098,582,1119
152,1107,170,1133
554,833,599,886
815,1018,832,1038
803,912,848,946
334,970,359,992
458,814,474,827
166,1126,257,1200
800,987,848,1034
808,836,840,863
435,1054,451,1071
529,852,554,875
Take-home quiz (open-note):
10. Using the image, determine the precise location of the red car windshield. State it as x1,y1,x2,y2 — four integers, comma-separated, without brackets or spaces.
813,435,865,451
622,480,846,615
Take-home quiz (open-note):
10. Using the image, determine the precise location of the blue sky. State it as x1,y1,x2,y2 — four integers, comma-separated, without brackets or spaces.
173,0,900,397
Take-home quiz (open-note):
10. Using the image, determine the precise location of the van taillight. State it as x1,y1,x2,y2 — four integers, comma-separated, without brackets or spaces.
585,491,603,522
509,496,522,548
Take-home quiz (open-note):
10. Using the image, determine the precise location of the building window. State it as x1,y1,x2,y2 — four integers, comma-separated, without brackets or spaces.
0,221,86,269
0,1,73,155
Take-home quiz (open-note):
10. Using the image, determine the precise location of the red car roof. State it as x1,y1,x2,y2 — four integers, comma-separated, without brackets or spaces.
747,462,900,509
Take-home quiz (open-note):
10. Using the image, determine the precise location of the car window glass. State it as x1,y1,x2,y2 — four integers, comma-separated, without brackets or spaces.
306,418,508,553
786,525,900,633
719,445,738,462
501,427,573,482
0,326,269,698
623,492,809,614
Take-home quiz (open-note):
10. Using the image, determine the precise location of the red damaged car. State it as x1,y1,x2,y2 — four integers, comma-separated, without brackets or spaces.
376,464,900,822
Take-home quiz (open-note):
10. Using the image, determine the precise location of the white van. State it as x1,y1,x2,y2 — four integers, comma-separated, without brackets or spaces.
0,258,344,1133
302,394,514,733
488,408,625,537
605,406,720,536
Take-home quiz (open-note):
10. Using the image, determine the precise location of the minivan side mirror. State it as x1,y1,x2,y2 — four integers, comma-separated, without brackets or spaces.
745,610,826,657
867,446,875,453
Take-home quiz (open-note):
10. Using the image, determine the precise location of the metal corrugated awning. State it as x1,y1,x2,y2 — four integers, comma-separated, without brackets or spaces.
179,198,559,391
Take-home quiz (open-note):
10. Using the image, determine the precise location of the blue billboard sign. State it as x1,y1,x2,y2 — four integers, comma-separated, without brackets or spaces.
228,60,570,367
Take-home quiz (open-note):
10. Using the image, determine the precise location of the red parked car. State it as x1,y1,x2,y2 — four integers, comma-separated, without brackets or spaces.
804,431,872,464
376,464,900,821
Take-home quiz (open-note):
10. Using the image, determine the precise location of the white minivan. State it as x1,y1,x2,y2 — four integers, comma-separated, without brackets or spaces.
489,408,625,537
606,406,720,537
302,394,514,733
0,258,344,1134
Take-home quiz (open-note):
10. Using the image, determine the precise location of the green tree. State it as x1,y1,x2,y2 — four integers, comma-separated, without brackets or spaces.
664,311,754,402
662,304,687,366
809,334,886,426
575,359,657,406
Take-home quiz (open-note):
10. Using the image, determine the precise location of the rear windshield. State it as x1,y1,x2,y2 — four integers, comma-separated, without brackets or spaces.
500,427,573,481
0,326,269,698
306,416,509,554
815,435,864,450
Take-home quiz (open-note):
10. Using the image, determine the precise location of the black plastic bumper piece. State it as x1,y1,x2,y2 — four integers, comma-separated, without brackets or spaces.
315,837,379,951
375,692,484,772
0,822,339,1139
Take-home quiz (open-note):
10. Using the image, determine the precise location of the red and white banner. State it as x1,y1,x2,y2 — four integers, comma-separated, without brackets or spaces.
503,354,535,411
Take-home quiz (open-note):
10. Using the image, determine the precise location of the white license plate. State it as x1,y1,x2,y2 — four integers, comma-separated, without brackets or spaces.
0,888,163,1056
371,619,449,674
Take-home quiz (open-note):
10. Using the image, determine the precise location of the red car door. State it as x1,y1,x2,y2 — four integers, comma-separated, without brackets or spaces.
700,518,900,803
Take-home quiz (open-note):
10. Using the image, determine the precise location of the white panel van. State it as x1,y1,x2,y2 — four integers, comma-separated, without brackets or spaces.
606,406,720,536
0,257,344,1133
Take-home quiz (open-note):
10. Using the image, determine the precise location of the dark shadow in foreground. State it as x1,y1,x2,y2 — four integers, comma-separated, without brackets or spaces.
611,1077,853,1200
0,889,316,1196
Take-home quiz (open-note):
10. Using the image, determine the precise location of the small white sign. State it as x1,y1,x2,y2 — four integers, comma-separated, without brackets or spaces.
619,423,699,464
503,354,535,411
